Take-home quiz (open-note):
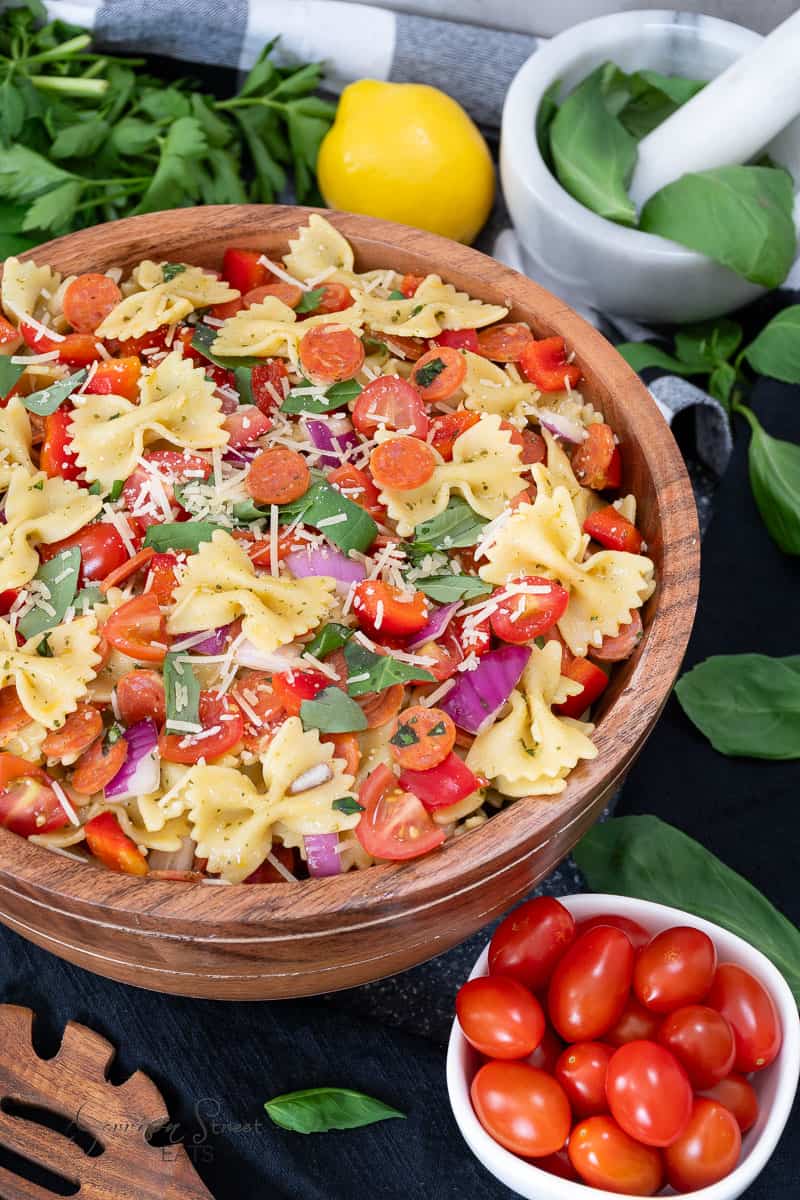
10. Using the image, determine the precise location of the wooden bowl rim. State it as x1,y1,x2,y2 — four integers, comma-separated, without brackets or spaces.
0,204,699,929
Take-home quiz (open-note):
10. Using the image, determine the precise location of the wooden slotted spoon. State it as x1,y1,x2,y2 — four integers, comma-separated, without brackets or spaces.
0,1005,213,1199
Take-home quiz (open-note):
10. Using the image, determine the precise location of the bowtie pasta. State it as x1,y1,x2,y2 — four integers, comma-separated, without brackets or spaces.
0,215,654,885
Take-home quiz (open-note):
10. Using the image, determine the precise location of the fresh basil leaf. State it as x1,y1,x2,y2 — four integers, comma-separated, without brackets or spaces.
74,584,102,613
229,499,267,525
615,342,696,376
0,356,26,400
641,166,797,288
413,357,446,389
294,287,325,314
108,479,124,502
17,546,81,639
549,68,637,226
344,641,434,697
143,521,218,552
190,323,264,370
535,78,561,170
709,361,736,408
161,262,186,282
35,631,54,657
264,1087,405,1134
674,318,742,370
300,686,367,734
332,796,363,815
412,573,492,603
617,70,704,140
388,289,406,300
409,499,488,559
390,721,419,748
738,405,800,555
279,481,377,555
744,306,800,384
21,368,87,416
233,366,253,405
305,622,354,659
163,651,201,732
574,815,800,1004
675,653,800,759
281,378,362,415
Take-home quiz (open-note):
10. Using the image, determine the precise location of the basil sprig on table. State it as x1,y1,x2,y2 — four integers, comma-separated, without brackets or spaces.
675,654,800,759
300,687,367,734
264,1087,405,1134
17,547,81,639
734,404,800,556
343,641,434,696
574,816,800,1003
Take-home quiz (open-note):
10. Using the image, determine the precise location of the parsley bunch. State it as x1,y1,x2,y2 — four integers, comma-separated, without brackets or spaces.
0,0,336,253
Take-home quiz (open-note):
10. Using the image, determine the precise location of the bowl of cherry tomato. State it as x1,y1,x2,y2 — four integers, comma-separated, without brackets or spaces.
447,893,799,1198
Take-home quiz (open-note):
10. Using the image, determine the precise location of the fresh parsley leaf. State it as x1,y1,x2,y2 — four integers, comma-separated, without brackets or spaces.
300,686,367,734
332,796,363,815
408,499,488,559
23,180,83,234
412,573,491,603
17,546,81,639
343,641,434,697
21,367,87,416
0,357,26,401
264,1087,404,1134
279,481,377,555
281,378,362,415
143,521,219,553
132,115,207,215
413,356,446,389
294,287,325,314
305,622,354,659
50,116,109,160
161,262,186,282
163,651,201,732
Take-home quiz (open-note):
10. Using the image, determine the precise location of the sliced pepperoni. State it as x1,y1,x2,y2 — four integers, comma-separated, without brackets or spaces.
389,705,456,771
243,282,303,309
41,704,104,762
62,274,122,333
298,325,365,385
246,446,310,505
71,735,128,795
370,437,436,491
589,610,643,662
0,687,30,739
411,346,467,402
476,322,534,362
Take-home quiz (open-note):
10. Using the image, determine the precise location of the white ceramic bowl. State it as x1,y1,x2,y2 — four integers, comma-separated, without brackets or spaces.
500,10,800,323
447,893,800,1200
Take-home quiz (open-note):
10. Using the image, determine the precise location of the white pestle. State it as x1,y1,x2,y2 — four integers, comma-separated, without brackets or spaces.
628,9,800,210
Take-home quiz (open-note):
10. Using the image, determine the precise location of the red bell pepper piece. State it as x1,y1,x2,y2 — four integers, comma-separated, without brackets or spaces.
519,336,582,392
553,657,609,718
221,247,270,295
584,506,644,554
398,752,481,811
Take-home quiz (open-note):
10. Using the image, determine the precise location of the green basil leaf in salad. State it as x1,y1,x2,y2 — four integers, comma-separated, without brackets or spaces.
163,651,201,733
305,622,354,659
190,323,264,370
675,653,800,759
294,287,325,314
233,365,254,405
35,631,54,657
0,356,26,401
413,356,446,389
20,367,87,416
640,166,797,289
143,520,219,553
332,796,363,815
743,306,800,384
264,1087,405,1134
412,572,492,603
343,641,435,697
279,481,377,555
17,546,81,639
161,262,186,282
408,498,488,560
74,584,102,613
300,686,367,734
735,404,800,555
549,67,637,226
574,815,800,1004
281,377,362,415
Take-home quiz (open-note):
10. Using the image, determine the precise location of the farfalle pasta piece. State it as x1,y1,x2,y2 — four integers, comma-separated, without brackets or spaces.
260,717,356,825
168,530,335,653
211,296,363,360
1,257,61,324
466,642,597,796
537,431,600,526
0,468,102,589
0,399,34,488
352,275,507,340
70,350,226,486
378,413,527,536
479,466,655,655
0,615,101,729
461,352,536,420
96,262,237,341
283,213,356,280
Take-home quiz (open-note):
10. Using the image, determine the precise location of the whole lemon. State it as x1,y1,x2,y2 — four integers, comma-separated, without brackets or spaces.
318,80,495,244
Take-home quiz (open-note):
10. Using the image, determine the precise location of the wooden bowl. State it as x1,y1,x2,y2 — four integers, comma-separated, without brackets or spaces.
0,205,699,999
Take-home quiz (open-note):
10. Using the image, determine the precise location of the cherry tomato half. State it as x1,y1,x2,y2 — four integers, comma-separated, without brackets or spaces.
489,577,569,645
634,926,717,1013
0,753,68,836
456,976,545,1059
606,1040,693,1148
40,522,128,587
158,693,244,764
555,1041,613,1118
352,580,428,639
471,1062,571,1158
658,1004,736,1089
489,896,575,991
356,763,445,861
568,1116,664,1195
707,963,782,1073
663,1098,741,1192
548,926,634,1042
352,376,429,439
116,670,167,728
102,593,168,663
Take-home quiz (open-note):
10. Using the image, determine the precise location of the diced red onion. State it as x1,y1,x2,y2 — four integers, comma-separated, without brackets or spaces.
304,833,342,877
148,836,196,873
285,546,365,595
180,624,231,654
104,719,160,801
223,444,259,465
408,600,462,649
306,417,359,467
534,408,587,444
440,645,531,734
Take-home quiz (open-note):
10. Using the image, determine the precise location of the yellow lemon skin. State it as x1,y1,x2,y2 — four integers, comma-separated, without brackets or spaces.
318,80,495,245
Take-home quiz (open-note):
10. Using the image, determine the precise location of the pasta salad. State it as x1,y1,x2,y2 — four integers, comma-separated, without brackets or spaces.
0,215,655,884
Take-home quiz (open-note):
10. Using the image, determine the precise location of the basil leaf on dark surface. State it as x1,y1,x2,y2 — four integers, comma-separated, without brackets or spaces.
640,166,797,289
143,521,218,552
549,68,637,226
279,481,377,554
744,306,800,384
709,361,737,408
0,357,26,400
163,651,201,732
675,654,800,759
264,1087,405,1134
20,367,87,416
675,318,742,371
294,287,325,314
408,498,487,559
574,816,800,1003
616,343,696,376
344,641,435,697
17,547,81,639
190,324,263,370
736,405,800,555
300,687,367,734
332,796,363,815
412,573,492,603
305,622,354,659
281,378,361,415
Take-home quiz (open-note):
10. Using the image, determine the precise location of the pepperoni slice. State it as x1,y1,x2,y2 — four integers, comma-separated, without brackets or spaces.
357,683,405,729
429,411,480,460
71,734,128,795
246,446,310,505
389,705,456,771
411,346,467,402
243,282,303,309
589,610,643,662
476,322,534,362
41,704,103,763
0,686,30,739
298,325,365,385
62,274,122,333
520,428,547,465
370,437,436,491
